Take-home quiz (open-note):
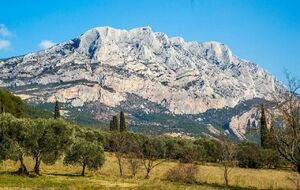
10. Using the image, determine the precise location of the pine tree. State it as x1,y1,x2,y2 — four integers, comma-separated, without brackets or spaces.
119,111,126,132
260,104,269,149
54,100,60,119
112,116,119,131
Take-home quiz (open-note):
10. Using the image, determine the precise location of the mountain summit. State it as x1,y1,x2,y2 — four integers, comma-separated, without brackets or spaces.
0,26,283,139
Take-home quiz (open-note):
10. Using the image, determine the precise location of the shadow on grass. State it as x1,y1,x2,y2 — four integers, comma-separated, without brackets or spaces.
0,170,28,175
0,171,16,175
163,179,259,190
0,171,39,178
46,173,84,177
0,171,86,178
195,181,260,190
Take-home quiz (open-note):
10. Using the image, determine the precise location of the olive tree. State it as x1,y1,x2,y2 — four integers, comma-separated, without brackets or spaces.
109,132,132,176
140,136,166,179
27,119,74,175
64,128,105,176
64,138,105,176
0,114,32,175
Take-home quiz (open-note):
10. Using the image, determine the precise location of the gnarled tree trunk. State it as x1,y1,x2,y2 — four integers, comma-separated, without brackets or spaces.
34,157,42,175
81,162,86,176
18,157,29,175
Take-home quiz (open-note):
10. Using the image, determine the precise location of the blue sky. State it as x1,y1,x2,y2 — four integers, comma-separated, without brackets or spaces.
0,0,299,82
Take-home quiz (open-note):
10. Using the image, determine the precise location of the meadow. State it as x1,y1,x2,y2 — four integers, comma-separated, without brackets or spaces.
0,153,297,190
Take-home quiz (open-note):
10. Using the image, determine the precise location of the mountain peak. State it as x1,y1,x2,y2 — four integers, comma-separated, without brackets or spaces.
201,41,234,64
0,26,282,114
0,26,284,140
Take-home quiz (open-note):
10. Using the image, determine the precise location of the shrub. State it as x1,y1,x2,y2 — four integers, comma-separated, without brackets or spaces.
194,138,221,162
236,142,286,169
236,142,264,168
165,163,199,183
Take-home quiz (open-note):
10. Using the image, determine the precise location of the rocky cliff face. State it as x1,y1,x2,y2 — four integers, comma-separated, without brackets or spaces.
0,26,283,139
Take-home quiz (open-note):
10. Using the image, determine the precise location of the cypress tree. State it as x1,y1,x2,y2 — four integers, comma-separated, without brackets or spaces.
112,116,119,131
54,100,60,119
119,111,126,132
0,102,3,114
109,120,114,131
268,117,276,148
260,104,268,149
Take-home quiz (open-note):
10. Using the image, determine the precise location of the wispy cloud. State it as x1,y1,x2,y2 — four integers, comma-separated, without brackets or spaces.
39,40,55,49
0,40,11,50
0,24,12,37
0,24,12,51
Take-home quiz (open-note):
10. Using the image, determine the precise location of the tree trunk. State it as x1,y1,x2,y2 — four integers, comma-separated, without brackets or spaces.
224,166,229,186
145,168,151,179
117,156,123,176
81,162,86,176
18,157,29,175
297,164,300,174
34,157,41,175
144,160,153,179
129,159,138,177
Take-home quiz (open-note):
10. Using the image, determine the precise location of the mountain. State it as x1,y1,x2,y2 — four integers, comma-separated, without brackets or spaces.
0,26,284,140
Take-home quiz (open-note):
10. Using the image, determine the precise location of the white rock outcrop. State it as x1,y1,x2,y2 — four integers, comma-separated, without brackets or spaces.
0,26,283,116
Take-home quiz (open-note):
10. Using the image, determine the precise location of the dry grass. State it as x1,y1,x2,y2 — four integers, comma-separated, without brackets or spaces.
0,152,297,190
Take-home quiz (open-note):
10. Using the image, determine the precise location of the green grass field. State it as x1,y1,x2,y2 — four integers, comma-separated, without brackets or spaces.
0,152,298,190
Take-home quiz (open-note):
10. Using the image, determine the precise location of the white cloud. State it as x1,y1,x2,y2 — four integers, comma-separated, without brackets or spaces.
0,40,11,50
0,24,12,37
39,40,55,49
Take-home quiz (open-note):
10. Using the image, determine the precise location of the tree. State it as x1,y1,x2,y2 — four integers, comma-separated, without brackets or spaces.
64,138,105,176
109,120,113,131
54,100,60,119
0,114,31,175
28,119,74,175
164,137,202,163
237,142,260,168
260,104,269,149
119,111,126,132
194,138,221,162
220,135,236,186
140,136,166,179
274,73,300,174
126,133,142,177
112,115,119,131
0,89,25,117
109,132,131,176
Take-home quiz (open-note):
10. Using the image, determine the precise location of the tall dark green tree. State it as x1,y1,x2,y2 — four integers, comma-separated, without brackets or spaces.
54,100,60,119
119,111,126,132
112,116,119,131
109,120,114,131
0,101,4,113
260,104,269,149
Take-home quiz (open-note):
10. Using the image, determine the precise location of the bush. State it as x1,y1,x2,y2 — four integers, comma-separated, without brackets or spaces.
236,142,286,169
165,163,199,183
236,142,263,168
193,138,221,162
